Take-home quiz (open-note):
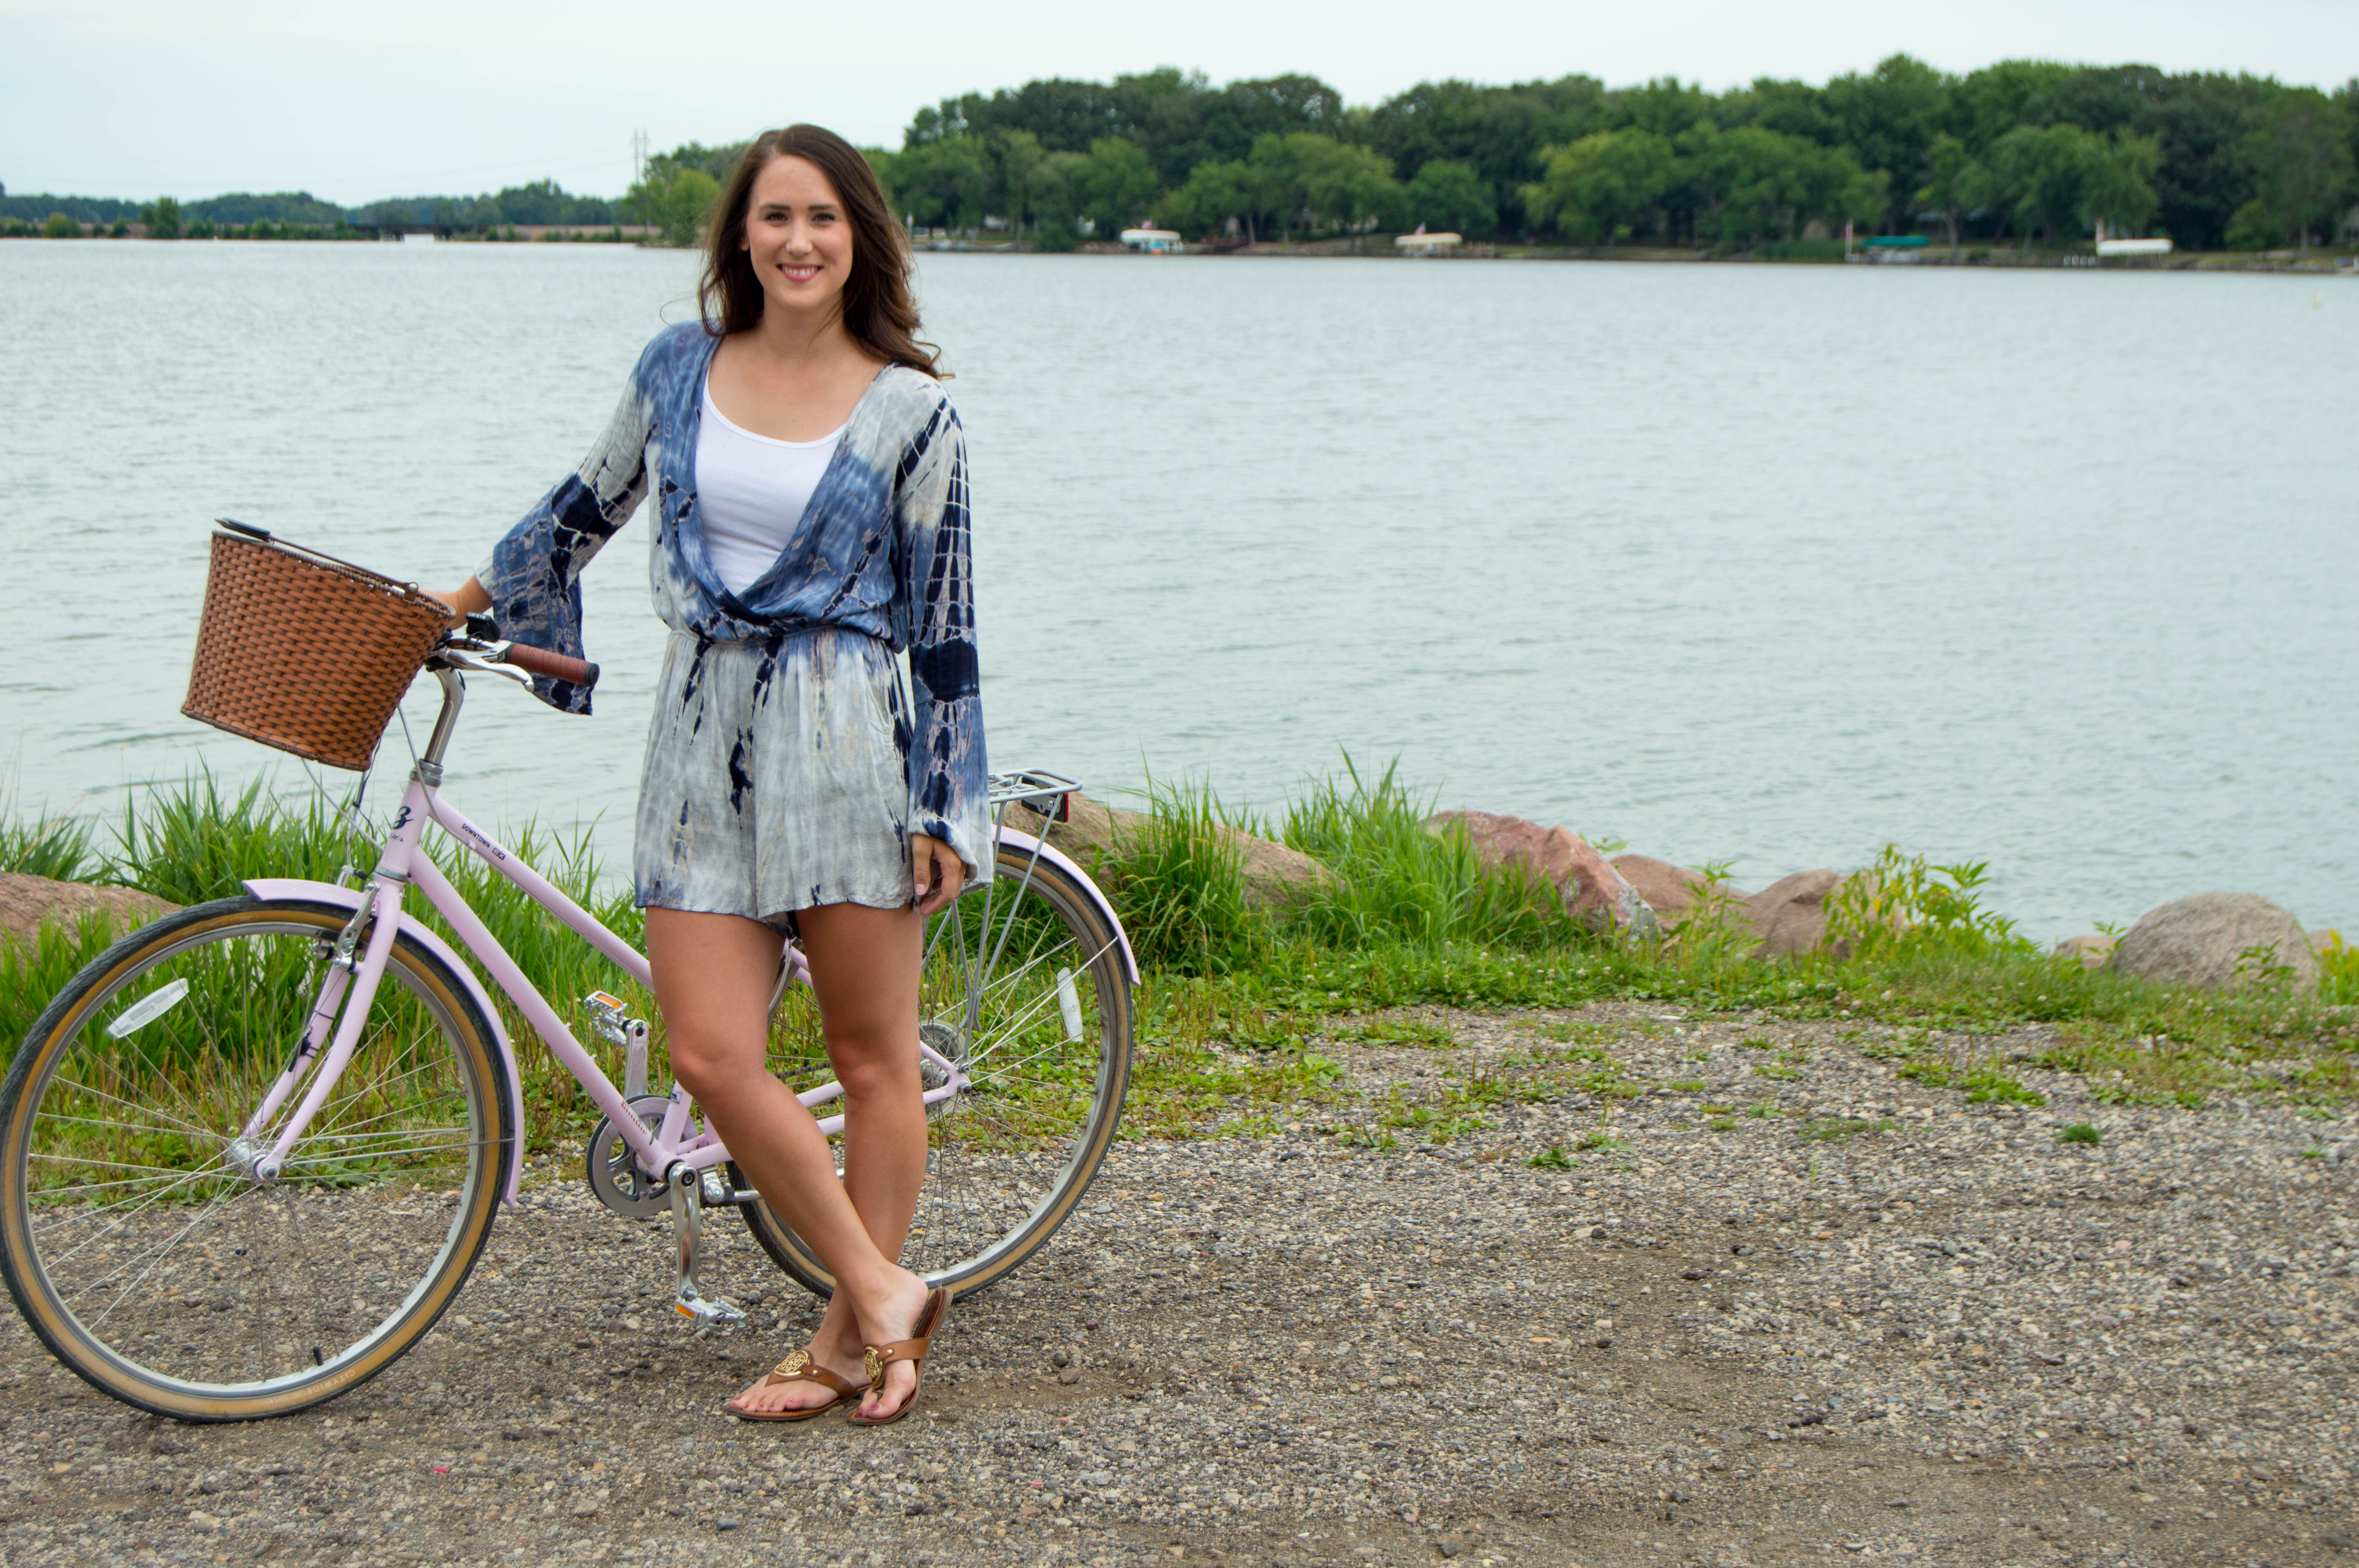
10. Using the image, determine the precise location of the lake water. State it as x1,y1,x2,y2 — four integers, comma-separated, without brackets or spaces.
4,241,2353,943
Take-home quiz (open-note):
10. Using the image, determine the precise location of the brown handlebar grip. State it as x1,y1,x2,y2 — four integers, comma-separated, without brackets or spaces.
503,643,597,688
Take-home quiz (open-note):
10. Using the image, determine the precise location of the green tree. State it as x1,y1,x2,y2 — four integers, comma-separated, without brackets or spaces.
623,168,720,247
992,130,1046,235
2225,198,2281,250
1160,158,1252,239
1918,132,1973,257
138,196,182,239
1977,123,2095,253
1079,136,1159,237
1522,128,1678,243
1295,136,1405,231
2243,88,2356,253
1027,149,1093,245
1696,125,1817,243
1822,53,1954,229
888,135,994,230
1404,159,1496,235
42,212,80,238
2080,132,2163,236
1244,133,1309,240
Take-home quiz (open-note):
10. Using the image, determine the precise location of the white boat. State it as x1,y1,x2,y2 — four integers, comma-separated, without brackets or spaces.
1395,227,1462,254
2096,238,2173,258
1119,228,1182,253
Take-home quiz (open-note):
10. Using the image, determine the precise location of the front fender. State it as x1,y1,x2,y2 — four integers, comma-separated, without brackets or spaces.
244,879,525,1205
994,830,1140,985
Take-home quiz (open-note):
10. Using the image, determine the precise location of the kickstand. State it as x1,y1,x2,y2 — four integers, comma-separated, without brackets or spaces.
667,1171,746,1333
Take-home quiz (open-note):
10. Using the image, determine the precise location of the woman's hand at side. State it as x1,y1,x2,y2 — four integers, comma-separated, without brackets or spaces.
441,576,492,629
911,834,965,915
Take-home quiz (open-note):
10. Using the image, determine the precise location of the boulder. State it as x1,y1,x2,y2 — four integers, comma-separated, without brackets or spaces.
2053,935,2118,969
2112,893,2317,990
1743,869,1847,958
1608,854,1752,929
0,873,176,945
1426,811,1659,937
1008,793,1329,908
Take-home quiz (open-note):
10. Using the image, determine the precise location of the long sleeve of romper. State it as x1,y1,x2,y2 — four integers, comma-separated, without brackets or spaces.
480,374,652,715
894,398,990,881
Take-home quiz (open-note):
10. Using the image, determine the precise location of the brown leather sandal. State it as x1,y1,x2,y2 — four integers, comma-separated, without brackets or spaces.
847,1286,951,1427
727,1347,870,1423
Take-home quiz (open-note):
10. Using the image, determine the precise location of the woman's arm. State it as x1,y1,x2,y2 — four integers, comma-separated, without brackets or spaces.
471,365,657,713
894,396,990,889
440,576,491,627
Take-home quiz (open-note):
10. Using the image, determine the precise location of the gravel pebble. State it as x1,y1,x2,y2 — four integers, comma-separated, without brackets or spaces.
0,1001,2351,1565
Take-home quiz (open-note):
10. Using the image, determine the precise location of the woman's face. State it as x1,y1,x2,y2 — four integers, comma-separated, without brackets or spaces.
741,154,854,319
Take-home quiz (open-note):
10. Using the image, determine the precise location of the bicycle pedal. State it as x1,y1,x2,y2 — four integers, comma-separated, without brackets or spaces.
672,1292,747,1330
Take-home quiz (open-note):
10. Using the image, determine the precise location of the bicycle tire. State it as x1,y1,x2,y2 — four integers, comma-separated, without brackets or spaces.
740,840,1132,1298
0,897,513,1421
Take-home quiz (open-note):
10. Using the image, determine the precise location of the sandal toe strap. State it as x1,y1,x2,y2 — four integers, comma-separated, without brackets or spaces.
861,1335,933,1385
758,1348,864,1397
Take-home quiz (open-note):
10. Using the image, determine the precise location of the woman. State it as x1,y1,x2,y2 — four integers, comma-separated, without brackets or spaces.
442,125,985,1426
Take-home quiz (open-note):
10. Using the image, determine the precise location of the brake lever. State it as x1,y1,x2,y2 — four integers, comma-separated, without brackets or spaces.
440,649,536,689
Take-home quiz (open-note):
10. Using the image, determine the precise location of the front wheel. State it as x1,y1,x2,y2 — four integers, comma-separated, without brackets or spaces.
0,898,513,1421
742,840,1133,1297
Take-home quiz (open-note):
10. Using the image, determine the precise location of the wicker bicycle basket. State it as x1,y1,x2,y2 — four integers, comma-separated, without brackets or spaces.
182,529,453,771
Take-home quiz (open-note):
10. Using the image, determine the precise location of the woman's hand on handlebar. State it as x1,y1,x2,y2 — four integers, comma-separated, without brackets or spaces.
442,576,493,629
911,834,965,916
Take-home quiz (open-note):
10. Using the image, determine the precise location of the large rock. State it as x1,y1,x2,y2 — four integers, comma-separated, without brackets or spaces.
0,873,176,945
1743,869,1848,958
1608,854,1753,929
1008,793,1329,907
2113,893,2317,990
2054,935,2118,968
1426,811,1659,937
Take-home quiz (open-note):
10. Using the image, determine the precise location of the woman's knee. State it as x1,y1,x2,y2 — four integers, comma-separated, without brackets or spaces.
829,1033,921,1099
666,1025,761,1101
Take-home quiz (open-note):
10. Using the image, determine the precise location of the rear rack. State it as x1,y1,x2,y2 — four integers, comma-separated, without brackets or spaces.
987,770,1082,822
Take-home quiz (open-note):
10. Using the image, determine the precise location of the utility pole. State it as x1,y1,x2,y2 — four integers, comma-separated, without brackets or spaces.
631,129,650,187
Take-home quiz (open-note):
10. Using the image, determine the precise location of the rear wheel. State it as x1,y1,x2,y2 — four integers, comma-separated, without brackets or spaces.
0,898,511,1421
741,840,1132,1297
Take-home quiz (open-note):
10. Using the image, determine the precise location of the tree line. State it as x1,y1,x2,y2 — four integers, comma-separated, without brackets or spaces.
627,58,2357,254
0,180,620,238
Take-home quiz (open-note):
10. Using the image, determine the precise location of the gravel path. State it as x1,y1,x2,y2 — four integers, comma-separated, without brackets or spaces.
3,1002,2354,1567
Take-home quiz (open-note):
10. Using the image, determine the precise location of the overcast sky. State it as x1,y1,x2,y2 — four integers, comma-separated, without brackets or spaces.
6,0,2355,203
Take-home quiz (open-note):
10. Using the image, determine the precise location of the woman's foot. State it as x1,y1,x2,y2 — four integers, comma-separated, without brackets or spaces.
727,1294,870,1418
851,1269,937,1424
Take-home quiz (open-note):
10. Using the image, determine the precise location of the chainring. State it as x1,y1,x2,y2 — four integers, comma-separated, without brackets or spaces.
584,1094,675,1218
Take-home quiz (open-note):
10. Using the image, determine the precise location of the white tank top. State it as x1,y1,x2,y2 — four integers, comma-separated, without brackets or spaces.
695,384,845,597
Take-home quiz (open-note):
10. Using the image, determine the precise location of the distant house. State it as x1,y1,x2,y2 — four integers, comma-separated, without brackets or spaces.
1120,228,1182,253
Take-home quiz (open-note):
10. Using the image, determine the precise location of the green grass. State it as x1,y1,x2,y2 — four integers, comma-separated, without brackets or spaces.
2057,1122,2103,1145
6,764,2355,1157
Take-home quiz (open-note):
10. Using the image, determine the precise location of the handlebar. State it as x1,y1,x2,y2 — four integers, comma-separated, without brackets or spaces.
501,642,596,687
431,629,597,690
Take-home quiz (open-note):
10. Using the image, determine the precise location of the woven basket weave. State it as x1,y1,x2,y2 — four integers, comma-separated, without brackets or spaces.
182,531,453,771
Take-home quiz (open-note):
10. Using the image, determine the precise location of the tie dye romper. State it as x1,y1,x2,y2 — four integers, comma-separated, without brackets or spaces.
477,322,990,929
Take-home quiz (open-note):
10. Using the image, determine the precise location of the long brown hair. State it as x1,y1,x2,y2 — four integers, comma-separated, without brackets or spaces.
699,125,944,377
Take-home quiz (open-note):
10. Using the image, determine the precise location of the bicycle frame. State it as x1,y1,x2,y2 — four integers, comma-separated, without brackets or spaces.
231,768,974,1206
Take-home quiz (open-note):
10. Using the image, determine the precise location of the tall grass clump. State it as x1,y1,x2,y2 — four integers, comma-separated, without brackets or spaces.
107,769,354,903
0,768,99,881
1282,756,1572,951
1096,776,1263,975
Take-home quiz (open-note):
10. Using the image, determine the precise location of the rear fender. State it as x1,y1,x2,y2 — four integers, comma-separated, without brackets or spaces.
243,879,525,1205
993,830,1140,985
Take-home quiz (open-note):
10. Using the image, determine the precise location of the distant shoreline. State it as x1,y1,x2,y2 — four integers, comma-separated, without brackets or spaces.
6,229,2352,276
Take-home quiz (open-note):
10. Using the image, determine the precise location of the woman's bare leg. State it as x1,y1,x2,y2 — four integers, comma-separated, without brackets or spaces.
647,907,932,1419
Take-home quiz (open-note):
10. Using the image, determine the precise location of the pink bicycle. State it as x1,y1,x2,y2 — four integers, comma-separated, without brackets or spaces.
0,628,1136,1421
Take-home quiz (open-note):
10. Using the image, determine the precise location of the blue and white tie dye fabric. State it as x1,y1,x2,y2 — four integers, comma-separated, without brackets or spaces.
480,322,990,907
